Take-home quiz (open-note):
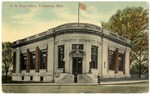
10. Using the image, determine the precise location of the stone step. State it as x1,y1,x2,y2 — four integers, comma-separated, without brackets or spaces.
57,74,94,83
58,74,74,83
78,74,94,83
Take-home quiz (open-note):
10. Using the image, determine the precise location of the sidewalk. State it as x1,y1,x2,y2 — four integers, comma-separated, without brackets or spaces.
2,79,148,86
101,79,148,85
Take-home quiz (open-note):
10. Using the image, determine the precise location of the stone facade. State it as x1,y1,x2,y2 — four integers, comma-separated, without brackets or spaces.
11,23,131,83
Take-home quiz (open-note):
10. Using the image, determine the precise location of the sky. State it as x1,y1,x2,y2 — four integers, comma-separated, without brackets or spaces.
2,1,149,42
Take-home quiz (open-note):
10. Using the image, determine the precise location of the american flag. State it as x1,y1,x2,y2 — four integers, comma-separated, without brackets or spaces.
79,3,86,11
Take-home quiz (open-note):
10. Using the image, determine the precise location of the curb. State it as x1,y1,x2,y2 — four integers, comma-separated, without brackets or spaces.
2,80,148,86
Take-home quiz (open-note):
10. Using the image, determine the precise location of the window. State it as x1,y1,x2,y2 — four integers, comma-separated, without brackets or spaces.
91,46,98,69
21,53,26,70
40,49,47,69
22,76,24,80
119,53,125,71
30,52,35,70
72,44,83,50
109,50,115,70
30,76,33,81
40,77,43,81
58,45,64,68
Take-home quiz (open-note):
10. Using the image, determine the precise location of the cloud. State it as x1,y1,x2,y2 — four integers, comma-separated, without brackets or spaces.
3,2,130,42
2,5,106,42
80,6,104,26
80,5,121,25
2,19,74,42
51,7,77,21
11,8,39,24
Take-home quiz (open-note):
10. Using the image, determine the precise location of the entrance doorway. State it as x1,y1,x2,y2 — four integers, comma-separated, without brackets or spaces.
72,57,82,74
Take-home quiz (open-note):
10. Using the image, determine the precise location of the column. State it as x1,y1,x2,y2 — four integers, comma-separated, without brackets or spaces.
47,43,54,73
68,41,72,73
114,48,119,74
98,45,101,74
125,49,130,77
35,47,40,72
26,49,30,73
16,48,20,74
102,41,109,76
85,42,91,73
65,42,69,73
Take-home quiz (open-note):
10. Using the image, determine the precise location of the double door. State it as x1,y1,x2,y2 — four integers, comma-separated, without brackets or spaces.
72,57,82,74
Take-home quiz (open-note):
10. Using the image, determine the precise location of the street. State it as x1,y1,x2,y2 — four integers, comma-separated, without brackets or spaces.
2,82,149,93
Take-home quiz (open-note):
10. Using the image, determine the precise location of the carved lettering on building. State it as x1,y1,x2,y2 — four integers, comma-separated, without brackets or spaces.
58,39,102,45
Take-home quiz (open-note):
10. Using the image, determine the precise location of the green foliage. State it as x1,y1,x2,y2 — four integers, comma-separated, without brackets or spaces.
101,7,148,39
2,42,13,78
101,6,148,78
131,61,148,74
2,76,12,83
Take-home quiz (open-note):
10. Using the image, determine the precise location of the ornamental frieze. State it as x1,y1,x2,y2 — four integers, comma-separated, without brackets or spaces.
58,39,101,44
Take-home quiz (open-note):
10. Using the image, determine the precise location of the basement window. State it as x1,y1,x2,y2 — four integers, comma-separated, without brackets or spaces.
30,76,33,81
40,77,43,81
22,76,24,80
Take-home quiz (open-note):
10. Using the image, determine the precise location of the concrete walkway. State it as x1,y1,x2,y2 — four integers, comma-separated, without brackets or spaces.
101,79,148,85
2,79,148,86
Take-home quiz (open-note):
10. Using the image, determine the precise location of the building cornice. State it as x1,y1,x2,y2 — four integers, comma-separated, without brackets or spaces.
11,23,131,48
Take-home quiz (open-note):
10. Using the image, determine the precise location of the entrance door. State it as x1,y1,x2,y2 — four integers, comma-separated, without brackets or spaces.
72,57,82,74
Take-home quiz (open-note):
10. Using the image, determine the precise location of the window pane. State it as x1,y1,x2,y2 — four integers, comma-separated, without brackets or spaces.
21,54,26,70
72,44,83,50
40,49,47,69
119,53,124,71
109,50,114,70
58,45,64,68
91,46,98,69
30,52,35,70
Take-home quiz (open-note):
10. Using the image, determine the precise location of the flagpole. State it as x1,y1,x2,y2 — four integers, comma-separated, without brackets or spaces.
78,2,79,27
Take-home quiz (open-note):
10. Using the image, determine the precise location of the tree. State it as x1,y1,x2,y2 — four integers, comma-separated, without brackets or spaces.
101,6,148,78
2,42,13,78
131,32,148,78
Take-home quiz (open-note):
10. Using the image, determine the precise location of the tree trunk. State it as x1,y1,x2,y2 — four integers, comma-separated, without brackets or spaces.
139,65,142,78
5,66,8,78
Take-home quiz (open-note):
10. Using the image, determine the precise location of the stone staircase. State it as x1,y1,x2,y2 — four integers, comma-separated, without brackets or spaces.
78,74,94,83
57,74,74,83
57,74,94,83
